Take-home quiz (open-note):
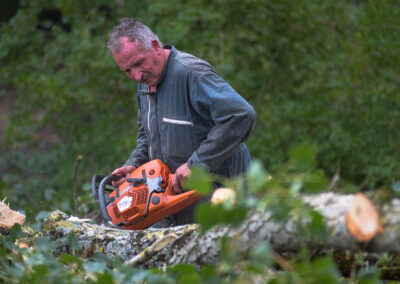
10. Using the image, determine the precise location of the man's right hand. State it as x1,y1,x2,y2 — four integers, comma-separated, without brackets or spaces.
111,165,136,187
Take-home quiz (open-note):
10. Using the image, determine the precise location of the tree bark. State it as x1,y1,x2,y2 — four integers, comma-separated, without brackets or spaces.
42,192,400,271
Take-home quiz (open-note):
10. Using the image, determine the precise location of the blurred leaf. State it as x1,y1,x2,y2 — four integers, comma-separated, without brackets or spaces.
195,203,247,232
83,260,107,274
289,145,317,171
59,253,83,266
227,207,248,227
290,180,303,196
270,200,291,222
249,243,273,271
356,267,381,284
34,237,55,251
309,210,329,241
145,272,175,284
199,266,220,284
95,272,114,284
35,211,51,223
304,169,328,193
8,223,24,240
66,232,80,251
295,256,341,284
195,203,225,232
247,159,270,194
168,264,200,284
392,181,400,194
184,166,212,195
30,264,49,282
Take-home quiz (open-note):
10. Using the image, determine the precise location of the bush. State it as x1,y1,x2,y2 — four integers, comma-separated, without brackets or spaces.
0,0,399,219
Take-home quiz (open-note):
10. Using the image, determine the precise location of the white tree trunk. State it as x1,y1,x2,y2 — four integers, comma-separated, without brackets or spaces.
42,192,400,269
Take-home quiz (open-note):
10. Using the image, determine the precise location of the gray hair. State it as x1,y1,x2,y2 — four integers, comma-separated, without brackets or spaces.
107,18,162,53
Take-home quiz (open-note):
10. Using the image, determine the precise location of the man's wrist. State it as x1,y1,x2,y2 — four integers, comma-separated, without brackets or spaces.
187,152,209,171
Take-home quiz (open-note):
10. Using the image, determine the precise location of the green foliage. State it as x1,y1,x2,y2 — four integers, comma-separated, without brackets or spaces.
195,203,247,232
0,0,399,220
0,0,397,282
0,148,384,283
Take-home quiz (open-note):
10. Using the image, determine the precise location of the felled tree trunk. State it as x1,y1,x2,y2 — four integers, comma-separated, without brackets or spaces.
42,193,400,271
0,200,42,246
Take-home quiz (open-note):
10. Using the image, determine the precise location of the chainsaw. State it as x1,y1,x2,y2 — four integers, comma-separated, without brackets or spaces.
91,159,202,230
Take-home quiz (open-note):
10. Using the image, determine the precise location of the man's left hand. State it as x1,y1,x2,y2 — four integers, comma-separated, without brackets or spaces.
172,162,191,194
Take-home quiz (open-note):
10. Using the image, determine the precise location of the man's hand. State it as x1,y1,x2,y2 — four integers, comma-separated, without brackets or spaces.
111,165,136,187
172,162,191,194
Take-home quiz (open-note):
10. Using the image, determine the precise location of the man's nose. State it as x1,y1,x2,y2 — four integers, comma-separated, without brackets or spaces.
129,70,141,82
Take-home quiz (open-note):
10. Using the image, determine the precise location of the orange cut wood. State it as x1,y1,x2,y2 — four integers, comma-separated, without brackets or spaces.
15,240,29,248
0,200,25,228
345,193,383,242
211,188,236,205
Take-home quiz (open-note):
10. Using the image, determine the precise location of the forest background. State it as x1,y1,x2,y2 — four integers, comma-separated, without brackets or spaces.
1,0,398,220
1,0,400,282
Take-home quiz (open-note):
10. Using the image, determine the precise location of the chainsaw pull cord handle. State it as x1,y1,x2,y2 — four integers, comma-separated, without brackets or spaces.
98,175,123,223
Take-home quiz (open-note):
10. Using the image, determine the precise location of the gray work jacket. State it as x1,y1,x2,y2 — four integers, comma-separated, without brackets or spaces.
124,45,256,177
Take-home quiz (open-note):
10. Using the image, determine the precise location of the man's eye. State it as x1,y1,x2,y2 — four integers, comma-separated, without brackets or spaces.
134,60,144,67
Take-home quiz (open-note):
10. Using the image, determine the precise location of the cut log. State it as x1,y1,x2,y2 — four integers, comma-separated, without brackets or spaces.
0,200,42,246
0,200,25,228
346,193,383,242
41,192,400,272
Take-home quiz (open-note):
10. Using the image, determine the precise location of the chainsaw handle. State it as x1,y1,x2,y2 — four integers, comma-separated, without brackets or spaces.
98,175,122,222
91,175,105,199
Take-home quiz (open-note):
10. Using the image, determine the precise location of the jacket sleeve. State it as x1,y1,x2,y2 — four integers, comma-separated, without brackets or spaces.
186,70,256,172
123,93,150,167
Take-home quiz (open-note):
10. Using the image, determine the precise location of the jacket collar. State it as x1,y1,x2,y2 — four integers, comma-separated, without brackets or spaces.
140,45,176,95
157,44,176,87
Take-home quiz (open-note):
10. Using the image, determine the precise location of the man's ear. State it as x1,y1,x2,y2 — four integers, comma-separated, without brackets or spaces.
151,39,161,50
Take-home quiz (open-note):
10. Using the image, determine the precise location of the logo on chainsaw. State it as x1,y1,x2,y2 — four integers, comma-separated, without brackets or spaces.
117,196,133,212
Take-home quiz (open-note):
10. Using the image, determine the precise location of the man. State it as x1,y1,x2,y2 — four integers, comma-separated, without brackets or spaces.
107,18,255,226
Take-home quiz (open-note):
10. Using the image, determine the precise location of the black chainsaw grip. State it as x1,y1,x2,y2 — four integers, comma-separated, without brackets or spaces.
91,175,105,199
98,175,122,223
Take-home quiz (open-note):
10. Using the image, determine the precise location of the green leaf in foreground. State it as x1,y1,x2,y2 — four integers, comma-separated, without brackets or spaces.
168,263,200,284
195,203,247,232
247,159,270,194
304,169,328,193
184,166,212,195
355,267,381,284
59,254,83,266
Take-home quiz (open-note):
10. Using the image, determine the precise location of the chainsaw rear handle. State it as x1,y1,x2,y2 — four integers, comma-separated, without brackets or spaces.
98,175,123,222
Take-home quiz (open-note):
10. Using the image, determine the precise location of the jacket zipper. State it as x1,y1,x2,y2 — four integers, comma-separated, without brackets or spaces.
146,85,153,160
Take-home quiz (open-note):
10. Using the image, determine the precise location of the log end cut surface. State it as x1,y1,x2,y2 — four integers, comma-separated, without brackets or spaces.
0,201,25,228
346,193,383,242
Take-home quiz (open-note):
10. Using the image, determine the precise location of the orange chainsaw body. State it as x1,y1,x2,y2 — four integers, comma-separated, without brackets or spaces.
97,160,201,230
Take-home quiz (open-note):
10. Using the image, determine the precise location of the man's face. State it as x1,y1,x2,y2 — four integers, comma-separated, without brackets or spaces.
112,37,165,87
